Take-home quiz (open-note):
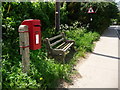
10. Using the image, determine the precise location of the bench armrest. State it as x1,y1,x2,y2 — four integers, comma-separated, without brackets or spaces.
65,40,75,43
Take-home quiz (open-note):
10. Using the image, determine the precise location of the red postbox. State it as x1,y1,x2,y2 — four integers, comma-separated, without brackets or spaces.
21,19,41,50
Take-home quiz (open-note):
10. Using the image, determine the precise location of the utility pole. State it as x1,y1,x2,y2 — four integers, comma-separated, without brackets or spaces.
55,1,60,33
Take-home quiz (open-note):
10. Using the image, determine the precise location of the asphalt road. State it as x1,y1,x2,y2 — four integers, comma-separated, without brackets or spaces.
68,25,119,88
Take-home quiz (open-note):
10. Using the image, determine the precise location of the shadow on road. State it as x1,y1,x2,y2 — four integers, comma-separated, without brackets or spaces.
92,52,120,60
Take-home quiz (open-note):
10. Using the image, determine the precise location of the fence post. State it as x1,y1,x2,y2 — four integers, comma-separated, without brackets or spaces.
18,25,30,73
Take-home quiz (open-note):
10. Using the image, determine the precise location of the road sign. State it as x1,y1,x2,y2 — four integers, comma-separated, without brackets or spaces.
88,7,95,13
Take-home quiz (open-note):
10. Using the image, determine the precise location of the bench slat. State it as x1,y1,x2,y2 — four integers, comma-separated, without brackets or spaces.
62,43,71,50
49,34,63,41
63,42,74,52
51,38,64,47
58,43,68,49
56,42,65,49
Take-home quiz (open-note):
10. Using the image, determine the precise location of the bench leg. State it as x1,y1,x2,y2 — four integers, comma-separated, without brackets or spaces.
62,53,65,64
47,52,53,59
58,52,65,64
71,45,76,51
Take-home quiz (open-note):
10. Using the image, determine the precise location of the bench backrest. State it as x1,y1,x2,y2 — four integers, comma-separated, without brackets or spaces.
45,32,66,50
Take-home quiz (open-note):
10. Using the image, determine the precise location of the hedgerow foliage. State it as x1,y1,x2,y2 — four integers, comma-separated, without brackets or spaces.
117,12,120,24
66,2,118,33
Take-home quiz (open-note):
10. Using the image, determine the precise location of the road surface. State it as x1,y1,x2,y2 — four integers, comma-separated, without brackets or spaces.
68,25,119,88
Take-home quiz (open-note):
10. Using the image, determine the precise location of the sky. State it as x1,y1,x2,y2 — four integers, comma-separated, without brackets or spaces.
115,0,120,2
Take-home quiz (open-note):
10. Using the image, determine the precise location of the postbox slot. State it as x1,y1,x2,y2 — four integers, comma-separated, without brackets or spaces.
35,31,39,33
34,25,41,27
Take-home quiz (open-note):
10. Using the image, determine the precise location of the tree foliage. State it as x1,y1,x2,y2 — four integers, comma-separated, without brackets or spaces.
66,2,119,33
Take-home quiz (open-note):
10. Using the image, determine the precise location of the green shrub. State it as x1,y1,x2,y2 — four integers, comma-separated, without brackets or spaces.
65,28,100,52
2,27,100,89
2,24,100,89
2,49,71,89
116,12,120,25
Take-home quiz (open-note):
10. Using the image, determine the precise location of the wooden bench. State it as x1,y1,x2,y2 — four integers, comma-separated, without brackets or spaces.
44,32,75,63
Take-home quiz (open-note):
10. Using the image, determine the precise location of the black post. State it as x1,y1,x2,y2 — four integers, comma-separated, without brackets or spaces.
55,1,60,33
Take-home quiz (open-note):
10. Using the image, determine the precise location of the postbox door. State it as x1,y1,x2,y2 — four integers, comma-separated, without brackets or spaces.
32,24,41,50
